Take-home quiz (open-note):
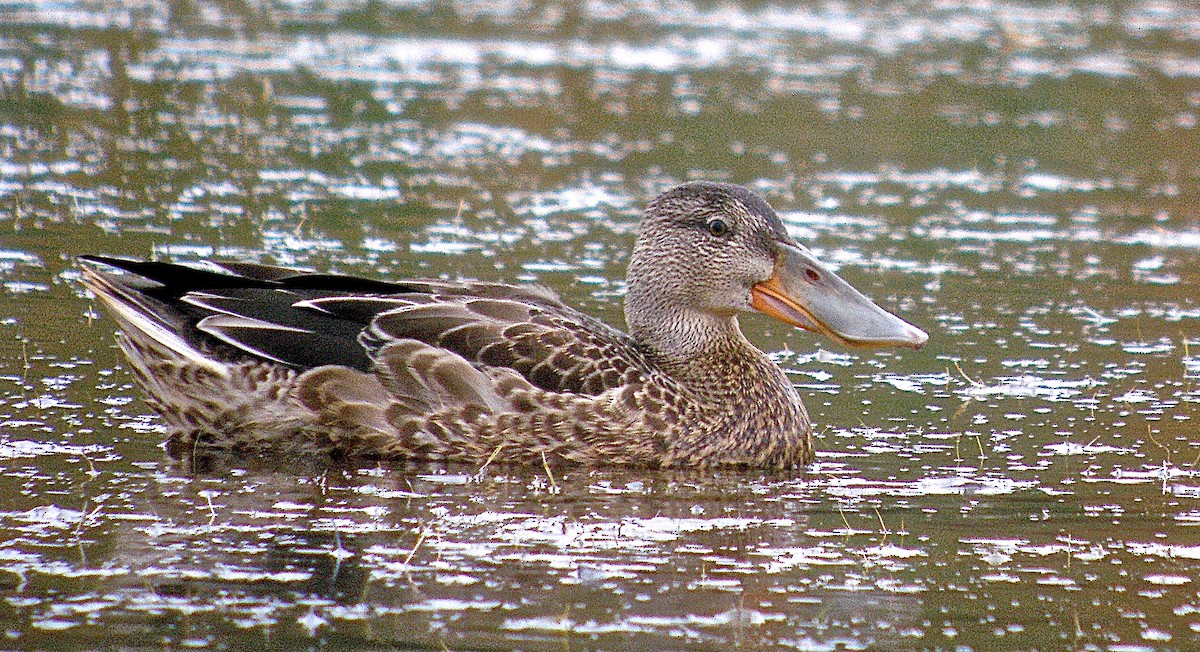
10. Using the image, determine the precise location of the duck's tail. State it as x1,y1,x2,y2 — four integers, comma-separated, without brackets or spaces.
80,257,229,376
80,257,319,454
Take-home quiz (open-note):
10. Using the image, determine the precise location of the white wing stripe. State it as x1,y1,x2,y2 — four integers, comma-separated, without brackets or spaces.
196,315,311,366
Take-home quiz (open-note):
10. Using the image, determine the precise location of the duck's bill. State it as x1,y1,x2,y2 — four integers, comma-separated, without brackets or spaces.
751,242,928,350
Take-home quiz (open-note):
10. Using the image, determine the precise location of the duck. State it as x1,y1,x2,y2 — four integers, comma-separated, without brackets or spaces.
80,181,927,468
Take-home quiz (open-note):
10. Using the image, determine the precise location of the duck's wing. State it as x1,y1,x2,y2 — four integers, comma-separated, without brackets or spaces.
298,291,651,397
80,256,404,372
80,256,650,397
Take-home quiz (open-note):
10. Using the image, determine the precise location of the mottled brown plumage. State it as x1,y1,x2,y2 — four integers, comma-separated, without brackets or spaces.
80,182,926,468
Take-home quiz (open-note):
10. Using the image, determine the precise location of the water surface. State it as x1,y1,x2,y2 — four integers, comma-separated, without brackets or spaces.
1,0,1198,649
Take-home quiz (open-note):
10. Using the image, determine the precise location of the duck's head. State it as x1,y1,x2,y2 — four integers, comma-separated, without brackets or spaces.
625,181,927,356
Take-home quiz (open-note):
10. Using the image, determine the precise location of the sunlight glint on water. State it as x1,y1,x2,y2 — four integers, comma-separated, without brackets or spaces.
0,0,1198,649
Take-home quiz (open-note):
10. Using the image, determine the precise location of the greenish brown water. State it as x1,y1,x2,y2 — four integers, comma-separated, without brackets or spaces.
1,1,1199,649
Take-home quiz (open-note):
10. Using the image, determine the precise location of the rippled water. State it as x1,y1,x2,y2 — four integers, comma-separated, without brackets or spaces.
1,0,1199,649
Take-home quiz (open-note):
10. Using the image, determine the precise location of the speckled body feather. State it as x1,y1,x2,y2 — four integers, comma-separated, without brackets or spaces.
81,182,925,468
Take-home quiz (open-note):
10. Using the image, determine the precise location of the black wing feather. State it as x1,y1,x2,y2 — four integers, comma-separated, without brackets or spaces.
81,256,652,395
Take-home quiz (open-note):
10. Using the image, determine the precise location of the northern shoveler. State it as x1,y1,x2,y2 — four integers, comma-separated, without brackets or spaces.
81,181,926,468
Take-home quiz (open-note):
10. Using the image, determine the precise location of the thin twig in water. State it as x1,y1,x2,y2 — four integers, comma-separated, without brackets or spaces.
202,491,217,523
952,360,981,387
873,507,889,544
541,451,559,493
294,204,308,235
21,340,29,385
402,526,427,570
79,450,97,477
1145,424,1171,466
951,398,972,424
475,442,506,481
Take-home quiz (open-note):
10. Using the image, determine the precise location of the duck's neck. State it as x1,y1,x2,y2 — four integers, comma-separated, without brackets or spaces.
626,282,811,468
634,312,739,366
624,252,786,388
625,296,770,384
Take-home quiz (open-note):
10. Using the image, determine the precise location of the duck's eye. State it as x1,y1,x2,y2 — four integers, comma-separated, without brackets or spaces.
706,218,730,237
